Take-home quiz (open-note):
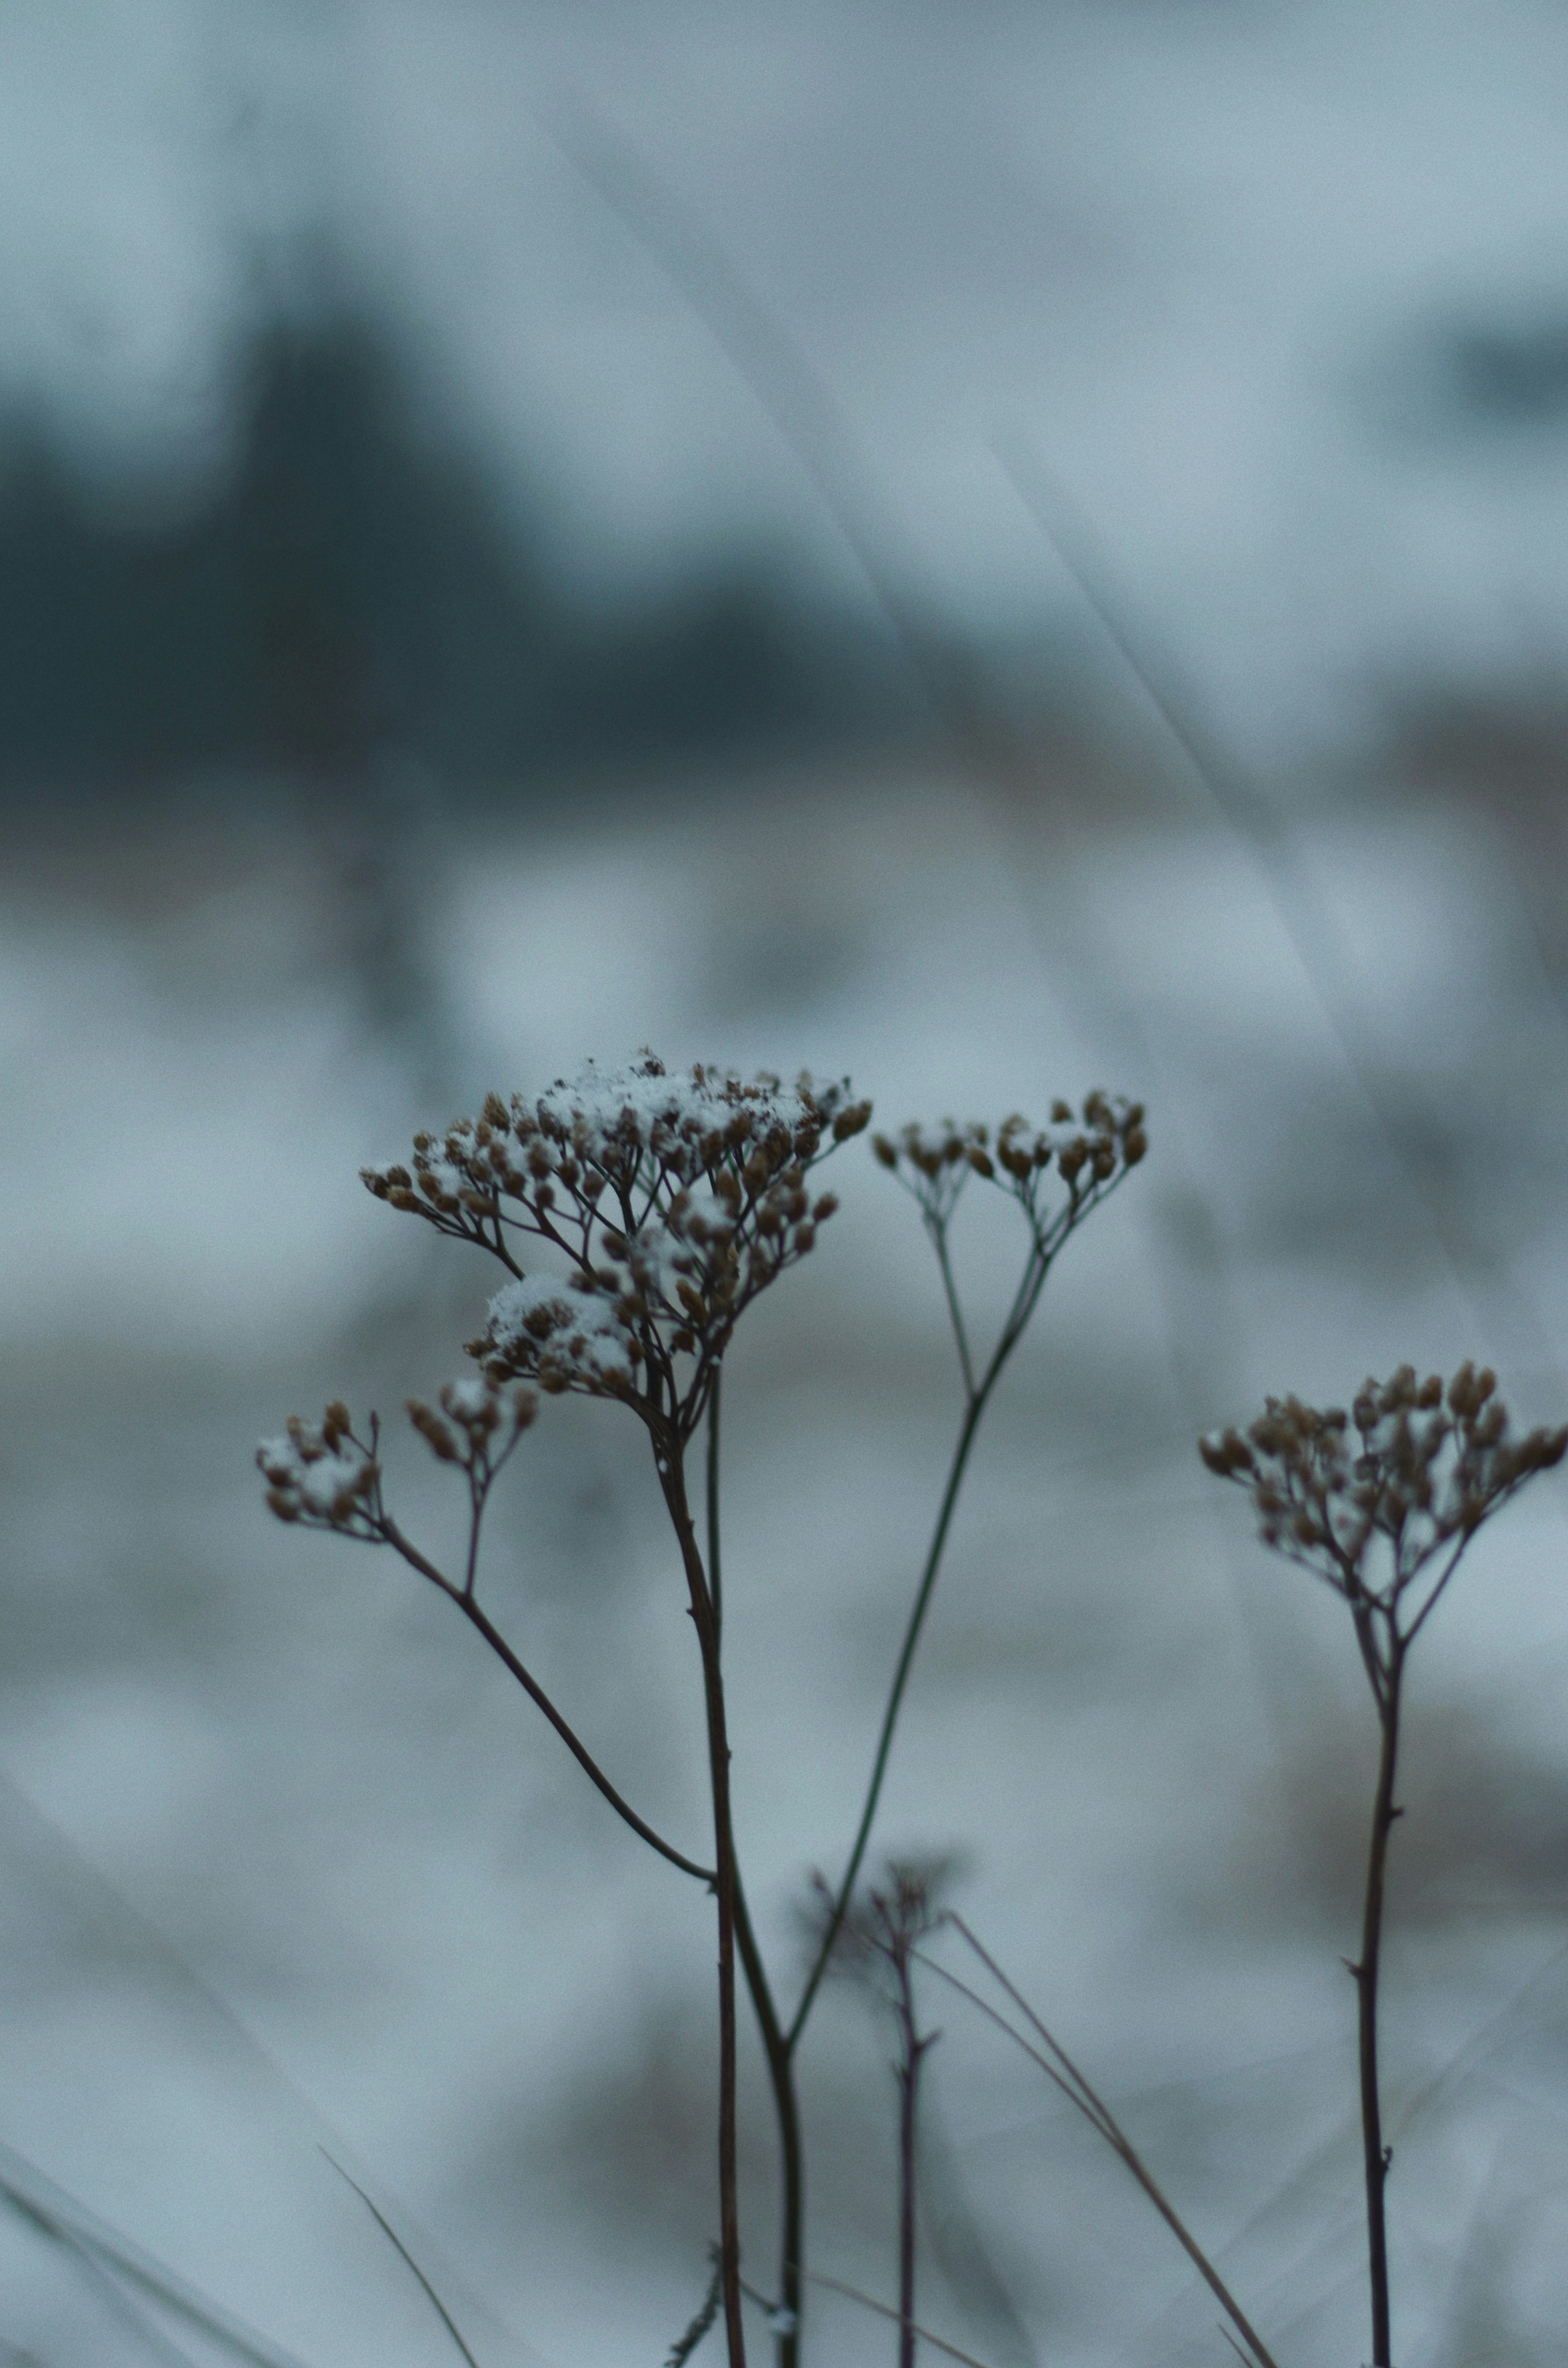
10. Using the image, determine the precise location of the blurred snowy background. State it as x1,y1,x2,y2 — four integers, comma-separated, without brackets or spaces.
7,2,1568,2362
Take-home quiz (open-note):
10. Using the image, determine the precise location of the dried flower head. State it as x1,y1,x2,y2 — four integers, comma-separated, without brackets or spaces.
1201,1363,1567,1661
259,1380,536,1537
257,1405,382,1534
404,1376,538,1470
808,1856,953,1987
362,1054,870,1434
1202,1363,1566,1585
871,1094,1145,1232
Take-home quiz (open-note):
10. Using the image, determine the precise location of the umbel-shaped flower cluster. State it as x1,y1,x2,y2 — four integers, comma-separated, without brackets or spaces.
258,1380,537,1540
361,1056,871,1436
1200,1362,1568,1606
864,1093,1146,1410
873,1093,1146,1226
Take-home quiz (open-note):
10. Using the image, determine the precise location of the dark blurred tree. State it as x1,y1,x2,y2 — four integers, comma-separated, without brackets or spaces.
0,314,548,790
0,309,914,799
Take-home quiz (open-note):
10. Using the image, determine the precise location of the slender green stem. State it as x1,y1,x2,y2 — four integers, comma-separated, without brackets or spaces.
930,1222,975,1401
790,1388,987,2047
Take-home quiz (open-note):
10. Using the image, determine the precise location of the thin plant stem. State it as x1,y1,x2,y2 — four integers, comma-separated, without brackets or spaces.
375,1513,715,1885
892,1942,935,2368
804,2274,998,2368
922,1921,1281,2368
732,1834,804,2368
322,2153,480,2368
931,1221,975,1401
704,1368,804,2368
708,1368,723,1644
660,1441,747,2368
792,1185,1122,2046
790,1389,986,2045
1355,1648,1404,2368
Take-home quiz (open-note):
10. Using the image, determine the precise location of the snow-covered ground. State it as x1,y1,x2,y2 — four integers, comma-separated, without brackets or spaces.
4,757,1568,2364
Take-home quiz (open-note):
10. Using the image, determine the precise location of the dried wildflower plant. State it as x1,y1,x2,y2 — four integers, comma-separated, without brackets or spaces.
796,1094,1148,2034
810,1861,950,2368
260,1057,1144,2368
870,1095,1145,1408
362,1055,868,1434
1202,1362,1567,2368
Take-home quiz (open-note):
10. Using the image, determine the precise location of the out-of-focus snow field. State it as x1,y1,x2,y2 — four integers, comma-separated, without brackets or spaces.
4,760,1568,2367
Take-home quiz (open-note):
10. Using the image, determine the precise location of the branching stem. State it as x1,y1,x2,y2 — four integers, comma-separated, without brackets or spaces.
376,1514,715,1885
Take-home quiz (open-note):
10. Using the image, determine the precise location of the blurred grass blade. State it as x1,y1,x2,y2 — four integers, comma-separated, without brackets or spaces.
322,2150,480,2366
0,2137,314,2366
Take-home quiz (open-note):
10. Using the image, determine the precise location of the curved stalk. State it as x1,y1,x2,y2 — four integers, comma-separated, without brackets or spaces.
377,1516,715,1884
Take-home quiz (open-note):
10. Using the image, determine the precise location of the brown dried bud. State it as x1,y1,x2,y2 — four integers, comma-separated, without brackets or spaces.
967,1146,995,1178
872,1135,899,1168
407,1401,458,1461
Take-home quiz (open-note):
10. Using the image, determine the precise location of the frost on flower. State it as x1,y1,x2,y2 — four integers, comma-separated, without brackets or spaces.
257,1406,379,1529
482,1275,638,1397
361,1054,871,1428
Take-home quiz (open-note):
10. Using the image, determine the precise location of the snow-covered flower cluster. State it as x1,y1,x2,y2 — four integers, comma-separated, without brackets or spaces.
362,1055,871,1428
871,1093,1146,1228
1200,1362,1568,1593
257,1406,380,1531
404,1375,537,1467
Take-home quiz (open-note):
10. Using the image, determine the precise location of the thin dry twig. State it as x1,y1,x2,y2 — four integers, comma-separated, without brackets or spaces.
805,2272,1000,2368
919,1920,1280,2368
